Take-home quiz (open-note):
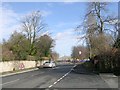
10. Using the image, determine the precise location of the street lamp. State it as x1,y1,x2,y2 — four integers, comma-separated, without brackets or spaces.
79,51,81,55
79,51,82,62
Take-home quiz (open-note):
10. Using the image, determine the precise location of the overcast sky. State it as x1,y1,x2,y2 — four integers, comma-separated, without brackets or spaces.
0,2,118,57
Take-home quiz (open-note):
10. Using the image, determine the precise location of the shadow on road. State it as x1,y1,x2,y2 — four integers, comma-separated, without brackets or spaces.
72,64,99,75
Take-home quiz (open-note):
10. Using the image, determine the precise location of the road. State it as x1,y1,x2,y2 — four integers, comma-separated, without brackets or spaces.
1,64,117,89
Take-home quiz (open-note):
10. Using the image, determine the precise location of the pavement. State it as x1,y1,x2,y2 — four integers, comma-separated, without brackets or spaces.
100,73,118,88
0,68,38,77
72,64,119,89
0,63,119,89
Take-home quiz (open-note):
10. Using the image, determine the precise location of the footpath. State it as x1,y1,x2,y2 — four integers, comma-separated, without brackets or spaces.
72,64,119,88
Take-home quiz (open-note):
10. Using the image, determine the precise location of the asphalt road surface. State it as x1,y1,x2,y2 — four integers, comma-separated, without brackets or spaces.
1,64,114,89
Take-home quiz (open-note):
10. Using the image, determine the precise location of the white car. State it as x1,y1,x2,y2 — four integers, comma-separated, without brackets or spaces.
43,61,56,68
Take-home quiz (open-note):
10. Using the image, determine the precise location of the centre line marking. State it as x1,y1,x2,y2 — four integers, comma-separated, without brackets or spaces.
48,85,53,88
48,65,76,88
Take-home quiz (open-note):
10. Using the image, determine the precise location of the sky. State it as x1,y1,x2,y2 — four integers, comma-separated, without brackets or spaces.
0,2,118,57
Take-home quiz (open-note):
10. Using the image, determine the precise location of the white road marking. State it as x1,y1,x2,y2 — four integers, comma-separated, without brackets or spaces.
71,64,76,71
48,65,76,88
57,79,60,82
73,64,77,67
1,79,20,85
48,85,53,88
59,77,63,80
53,82,57,84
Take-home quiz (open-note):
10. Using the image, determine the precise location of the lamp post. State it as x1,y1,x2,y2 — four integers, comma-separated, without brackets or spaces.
79,51,82,55
79,51,82,63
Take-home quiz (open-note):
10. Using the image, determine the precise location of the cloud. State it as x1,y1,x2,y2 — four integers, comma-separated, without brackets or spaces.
0,5,21,41
47,3,54,7
41,10,52,17
54,29,74,40
52,29,79,57
22,10,52,18
52,27,87,57
0,4,52,42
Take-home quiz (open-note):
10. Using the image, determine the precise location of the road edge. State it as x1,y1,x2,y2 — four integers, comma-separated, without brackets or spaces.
0,68,38,77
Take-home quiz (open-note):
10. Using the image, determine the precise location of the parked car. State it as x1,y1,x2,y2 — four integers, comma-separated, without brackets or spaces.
43,61,56,68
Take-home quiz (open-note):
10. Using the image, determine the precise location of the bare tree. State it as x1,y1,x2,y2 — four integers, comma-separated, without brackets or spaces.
76,2,116,58
21,11,46,55
51,51,59,61
85,2,116,34
113,20,120,42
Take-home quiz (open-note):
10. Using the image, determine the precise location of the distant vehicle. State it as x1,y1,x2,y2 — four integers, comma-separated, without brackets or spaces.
84,59,90,62
43,61,56,68
71,60,79,63
79,59,90,63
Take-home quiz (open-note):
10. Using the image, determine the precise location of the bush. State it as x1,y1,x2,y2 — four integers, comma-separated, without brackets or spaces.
27,55,36,61
83,61,94,71
2,50,15,61
113,67,120,76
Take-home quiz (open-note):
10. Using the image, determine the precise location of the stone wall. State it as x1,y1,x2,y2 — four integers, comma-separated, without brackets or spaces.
0,60,45,73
